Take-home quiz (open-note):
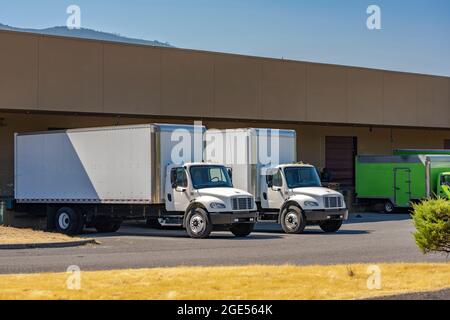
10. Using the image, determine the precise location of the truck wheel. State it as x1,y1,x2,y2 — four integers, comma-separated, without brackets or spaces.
320,220,343,233
55,207,83,235
94,220,122,233
186,208,213,239
230,223,254,237
281,205,306,234
384,201,395,214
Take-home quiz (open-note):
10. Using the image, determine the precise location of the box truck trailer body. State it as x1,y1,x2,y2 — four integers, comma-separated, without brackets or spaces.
205,128,348,234
355,155,450,212
16,124,154,204
12,124,257,238
205,128,297,200
15,124,205,204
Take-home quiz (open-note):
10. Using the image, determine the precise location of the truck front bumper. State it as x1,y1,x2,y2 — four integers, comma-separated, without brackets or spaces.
209,211,258,225
304,209,349,222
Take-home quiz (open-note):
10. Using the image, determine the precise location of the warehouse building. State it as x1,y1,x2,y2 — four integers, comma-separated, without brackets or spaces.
1,29,450,200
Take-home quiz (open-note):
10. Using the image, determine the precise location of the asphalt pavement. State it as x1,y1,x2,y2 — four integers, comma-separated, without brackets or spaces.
0,214,447,274
371,288,450,300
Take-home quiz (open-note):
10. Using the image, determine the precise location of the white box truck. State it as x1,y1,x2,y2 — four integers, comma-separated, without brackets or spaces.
205,128,348,234
10,124,257,238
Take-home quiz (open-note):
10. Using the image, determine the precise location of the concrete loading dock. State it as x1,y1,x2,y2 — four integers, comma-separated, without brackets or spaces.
1,29,450,223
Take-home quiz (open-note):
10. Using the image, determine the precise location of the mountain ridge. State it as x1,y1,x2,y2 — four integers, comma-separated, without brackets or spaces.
0,23,173,47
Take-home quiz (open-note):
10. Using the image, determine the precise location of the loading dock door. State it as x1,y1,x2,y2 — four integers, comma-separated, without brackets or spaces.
445,140,450,149
394,168,411,207
325,136,357,187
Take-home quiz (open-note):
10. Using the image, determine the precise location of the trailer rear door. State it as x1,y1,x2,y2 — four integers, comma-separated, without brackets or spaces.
325,136,357,188
394,168,411,207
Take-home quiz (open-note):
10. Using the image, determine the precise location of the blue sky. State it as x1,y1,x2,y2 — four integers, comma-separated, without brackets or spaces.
0,0,449,76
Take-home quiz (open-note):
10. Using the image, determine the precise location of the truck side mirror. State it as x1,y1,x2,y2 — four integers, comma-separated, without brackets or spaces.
227,168,233,181
170,169,177,189
266,175,273,188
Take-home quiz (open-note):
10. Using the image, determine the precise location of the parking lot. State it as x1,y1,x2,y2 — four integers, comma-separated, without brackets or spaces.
0,213,446,274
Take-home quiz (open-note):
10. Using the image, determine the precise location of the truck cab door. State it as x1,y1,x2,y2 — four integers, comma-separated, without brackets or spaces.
165,167,191,212
265,169,286,209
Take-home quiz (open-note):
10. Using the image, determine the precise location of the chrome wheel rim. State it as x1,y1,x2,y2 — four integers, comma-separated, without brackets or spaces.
58,212,70,230
190,213,205,234
285,211,299,230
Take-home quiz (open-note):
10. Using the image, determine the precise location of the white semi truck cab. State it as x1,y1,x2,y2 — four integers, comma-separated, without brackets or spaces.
164,163,257,238
262,164,348,233
205,128,348,234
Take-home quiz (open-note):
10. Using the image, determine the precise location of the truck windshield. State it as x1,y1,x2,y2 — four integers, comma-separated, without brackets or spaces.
284,167,322,188
441,174,450,186
190,166,233,189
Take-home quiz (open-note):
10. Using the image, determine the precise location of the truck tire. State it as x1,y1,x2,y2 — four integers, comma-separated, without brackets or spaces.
281,205,306,234
384,201,395,214
94,220,122,233
230,223,254,237
185,207,213,239
55,207,83,235
320,220,343,233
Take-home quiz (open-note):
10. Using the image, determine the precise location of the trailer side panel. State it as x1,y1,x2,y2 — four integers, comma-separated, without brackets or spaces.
205,128,296,201
355,156,427,206
15,125,154,204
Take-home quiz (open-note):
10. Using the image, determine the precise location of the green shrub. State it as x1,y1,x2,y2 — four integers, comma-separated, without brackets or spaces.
412,199,450,255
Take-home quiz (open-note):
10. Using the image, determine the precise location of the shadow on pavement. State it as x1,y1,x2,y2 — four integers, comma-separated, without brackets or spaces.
346,213,412,224
82,228,284,240
253,228,370,235
83,218,378,239
303,229,370,235
84,225,371,239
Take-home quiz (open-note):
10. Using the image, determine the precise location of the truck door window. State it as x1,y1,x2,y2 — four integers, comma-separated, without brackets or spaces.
441,175,450,186
171,168,188,188
272,170,283,188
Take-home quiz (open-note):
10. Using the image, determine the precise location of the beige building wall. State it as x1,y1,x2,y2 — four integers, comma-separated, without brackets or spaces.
38,37,104,112
0,30,449,129
2,112,450,197
1,30,450,197
0,32,39,110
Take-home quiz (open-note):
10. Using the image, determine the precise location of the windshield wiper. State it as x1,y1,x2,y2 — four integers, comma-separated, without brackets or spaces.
195,184,230,189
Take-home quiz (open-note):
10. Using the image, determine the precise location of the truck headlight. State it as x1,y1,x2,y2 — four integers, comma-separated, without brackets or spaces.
304,201,319,207
210,202,226,209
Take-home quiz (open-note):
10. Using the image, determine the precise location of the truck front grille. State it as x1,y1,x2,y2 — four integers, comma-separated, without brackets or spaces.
324,196,343,209
232,197,254,210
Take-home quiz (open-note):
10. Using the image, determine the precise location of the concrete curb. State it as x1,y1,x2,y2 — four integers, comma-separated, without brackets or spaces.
0,238,98,250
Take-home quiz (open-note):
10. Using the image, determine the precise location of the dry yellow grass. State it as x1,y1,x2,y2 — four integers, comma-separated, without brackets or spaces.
0,226,84,244
1,263,449,300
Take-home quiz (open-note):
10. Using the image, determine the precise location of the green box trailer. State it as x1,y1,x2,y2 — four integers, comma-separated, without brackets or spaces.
355,155,450,213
